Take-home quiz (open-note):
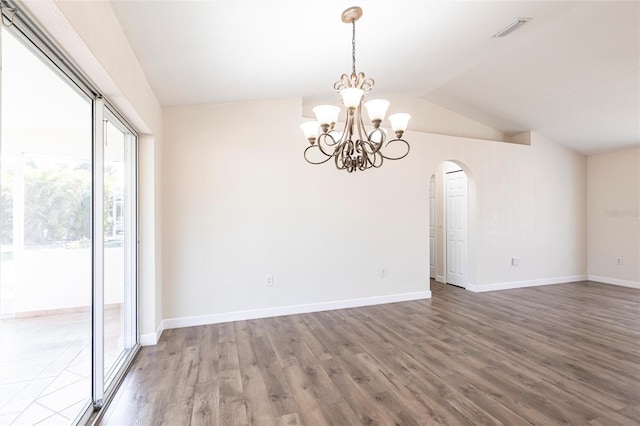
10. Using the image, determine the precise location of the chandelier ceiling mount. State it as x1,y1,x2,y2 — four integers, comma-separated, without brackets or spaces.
341,5,362,24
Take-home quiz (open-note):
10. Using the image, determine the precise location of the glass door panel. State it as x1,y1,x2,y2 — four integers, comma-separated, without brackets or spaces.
0,27,92,424
103,112,137,386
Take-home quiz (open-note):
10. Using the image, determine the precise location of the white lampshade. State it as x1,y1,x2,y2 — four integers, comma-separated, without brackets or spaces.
300,121,319,139
340,88,364,109
364,99,390,121
313,105,340,126
388,113,411,132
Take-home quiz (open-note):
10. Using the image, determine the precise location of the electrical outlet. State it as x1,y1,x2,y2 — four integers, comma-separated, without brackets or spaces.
379,267,387,278
265,274,273,286
511,257,520,266
616,257,623,265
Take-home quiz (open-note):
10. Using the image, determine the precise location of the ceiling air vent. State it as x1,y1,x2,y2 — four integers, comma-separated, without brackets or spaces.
493,18,531,38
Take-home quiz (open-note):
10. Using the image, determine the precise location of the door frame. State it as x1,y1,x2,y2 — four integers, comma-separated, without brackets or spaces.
433,160,476,290
429,174,436,279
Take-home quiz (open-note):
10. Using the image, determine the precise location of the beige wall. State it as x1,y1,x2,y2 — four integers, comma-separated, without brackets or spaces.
466,132,587,290
162,98,431,324
162,98,587,324
587,147,640,287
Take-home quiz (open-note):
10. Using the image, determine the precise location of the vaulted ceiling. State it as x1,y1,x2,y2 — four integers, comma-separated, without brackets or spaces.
110,0,639,155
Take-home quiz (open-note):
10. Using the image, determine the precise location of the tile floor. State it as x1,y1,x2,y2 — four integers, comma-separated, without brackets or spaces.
0,306,123,426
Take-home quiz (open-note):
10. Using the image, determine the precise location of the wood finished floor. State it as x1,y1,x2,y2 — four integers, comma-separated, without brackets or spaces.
99,281,640,425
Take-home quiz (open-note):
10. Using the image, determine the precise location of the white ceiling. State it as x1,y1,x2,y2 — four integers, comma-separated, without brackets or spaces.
110,1,639,154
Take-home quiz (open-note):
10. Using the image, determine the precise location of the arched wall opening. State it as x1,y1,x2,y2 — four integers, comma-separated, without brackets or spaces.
430,160,477,289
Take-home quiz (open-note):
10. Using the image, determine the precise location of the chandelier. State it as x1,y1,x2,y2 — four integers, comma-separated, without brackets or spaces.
300,6,411,173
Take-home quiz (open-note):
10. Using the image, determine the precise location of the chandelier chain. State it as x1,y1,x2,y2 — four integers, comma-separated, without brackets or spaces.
351,20,356,75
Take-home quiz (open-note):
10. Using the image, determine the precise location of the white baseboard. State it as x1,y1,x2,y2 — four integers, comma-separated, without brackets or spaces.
162,290,432,332
435,275,446,284
588,275,640,289
140,321,165,346
466,275,587,293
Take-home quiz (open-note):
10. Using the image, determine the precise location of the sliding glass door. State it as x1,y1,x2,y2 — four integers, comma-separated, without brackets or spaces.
102,111,137,388
1,15,138,425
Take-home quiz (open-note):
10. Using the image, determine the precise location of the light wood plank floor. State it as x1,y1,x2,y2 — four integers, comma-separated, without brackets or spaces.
99,281,640,425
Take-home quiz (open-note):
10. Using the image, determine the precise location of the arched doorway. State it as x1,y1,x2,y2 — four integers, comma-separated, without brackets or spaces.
431,161,474,289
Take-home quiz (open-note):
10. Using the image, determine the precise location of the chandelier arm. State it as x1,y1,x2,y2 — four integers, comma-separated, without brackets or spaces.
335,144,351,171
346,141,360,173
316,133,339,158
353,145,363,169
372,152,384,168
354,103,369,144
304,145,334,165
368,155,377,169
359,152,371,171
339,141,348,164
359,150,374,171
354,140,372,171
365,128,385,153
334,74,350,92
328,129,343,142
360,139,377,156
360,76,374,93
379,138,411,161
355,140,364,159
343,111,354,144
337,109,355,153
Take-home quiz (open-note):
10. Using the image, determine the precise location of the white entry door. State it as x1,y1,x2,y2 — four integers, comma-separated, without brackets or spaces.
446,170,468,287
429,175,436,278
